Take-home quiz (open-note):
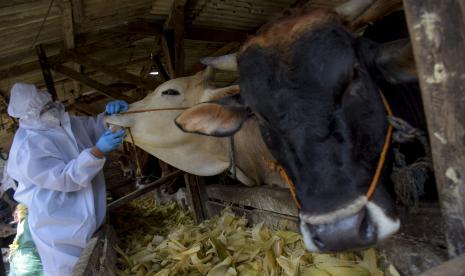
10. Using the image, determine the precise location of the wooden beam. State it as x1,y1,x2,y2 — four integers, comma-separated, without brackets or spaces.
164,0,187,30
69,104,92,115
0,20,248,80
184,0,202,24
206,184,298,216
61,0,81,98
291,0,311,8
184,26,249,42
35,45,58,101
0,33,146,80
62,50,157,90
403,0,465,257
103,20,163,37
184,174,208,222
164,0,187,77
49,63,135,102
71,236,102,275
153,55,170,81
173,0,186,77
70,0,84,24
61,0,75,49
42,57,150,88
71,99,101,115
107,170,183,210
161,34,175,79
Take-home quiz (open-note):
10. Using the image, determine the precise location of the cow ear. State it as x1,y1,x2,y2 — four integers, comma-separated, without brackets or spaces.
376,39,418,84
175,100,248,137
207,85,240,101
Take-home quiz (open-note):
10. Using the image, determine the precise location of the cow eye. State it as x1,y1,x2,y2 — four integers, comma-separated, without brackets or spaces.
161,89,180,96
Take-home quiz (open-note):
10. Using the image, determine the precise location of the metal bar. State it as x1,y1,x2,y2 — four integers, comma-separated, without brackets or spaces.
35,44,58,100
107,170,183,210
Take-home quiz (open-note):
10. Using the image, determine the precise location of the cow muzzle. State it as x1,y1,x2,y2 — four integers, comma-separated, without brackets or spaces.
299,199,400,252
105,114,134,128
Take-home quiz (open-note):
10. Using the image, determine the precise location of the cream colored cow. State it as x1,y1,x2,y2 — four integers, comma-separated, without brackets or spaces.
106,68,284,187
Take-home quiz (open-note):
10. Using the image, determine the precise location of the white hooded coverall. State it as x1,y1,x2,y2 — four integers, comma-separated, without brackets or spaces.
7,83,108,275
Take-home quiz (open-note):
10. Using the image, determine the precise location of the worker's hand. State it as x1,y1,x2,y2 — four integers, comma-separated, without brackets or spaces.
95,129,125,154
105,100,128,115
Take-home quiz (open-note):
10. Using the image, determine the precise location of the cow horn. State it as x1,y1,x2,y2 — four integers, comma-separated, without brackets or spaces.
350,0,403,30
200,53,238,72
202,66,215,81
335,0,376,21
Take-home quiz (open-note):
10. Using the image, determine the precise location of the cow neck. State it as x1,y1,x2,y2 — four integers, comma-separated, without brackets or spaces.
274,91,393,209
118,106,189,179
227,135,237,180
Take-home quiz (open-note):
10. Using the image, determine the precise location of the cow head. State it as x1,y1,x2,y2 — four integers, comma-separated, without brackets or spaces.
175,4,417,252
105,68,240,175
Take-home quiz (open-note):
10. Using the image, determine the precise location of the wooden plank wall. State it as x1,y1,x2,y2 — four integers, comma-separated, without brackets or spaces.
403,0,465,257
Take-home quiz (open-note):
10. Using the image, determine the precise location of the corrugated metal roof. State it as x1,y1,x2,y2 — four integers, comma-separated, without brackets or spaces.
78,0,153,32
191,0,294,31
0,1,62,59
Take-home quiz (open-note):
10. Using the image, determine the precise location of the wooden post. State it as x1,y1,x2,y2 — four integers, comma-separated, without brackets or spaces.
173,0,185,77
154,55,170,81
184,173,208,223
61,0,81,99
35,45,58,101
163,0,186,78
161,34,175,79
403,0,465,257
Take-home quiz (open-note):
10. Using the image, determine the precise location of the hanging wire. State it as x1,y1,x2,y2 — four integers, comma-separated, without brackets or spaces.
5,0,56,87
31,0,56,50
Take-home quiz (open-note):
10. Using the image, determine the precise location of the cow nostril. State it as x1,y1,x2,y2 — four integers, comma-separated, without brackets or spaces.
359,213,376,242
310,228,326,250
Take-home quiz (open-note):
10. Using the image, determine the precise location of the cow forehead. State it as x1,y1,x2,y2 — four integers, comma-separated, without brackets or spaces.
152,73,205,96
240,9,342,53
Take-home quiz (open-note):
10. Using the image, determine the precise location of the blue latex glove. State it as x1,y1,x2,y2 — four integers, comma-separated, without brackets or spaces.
96,129,125,154
105,100,129,115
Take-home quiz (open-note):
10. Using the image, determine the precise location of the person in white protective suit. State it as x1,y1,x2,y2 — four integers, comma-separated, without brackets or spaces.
6,82,129,275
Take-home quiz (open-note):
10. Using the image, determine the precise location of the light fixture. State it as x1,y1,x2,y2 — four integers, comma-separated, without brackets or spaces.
149,53,159,76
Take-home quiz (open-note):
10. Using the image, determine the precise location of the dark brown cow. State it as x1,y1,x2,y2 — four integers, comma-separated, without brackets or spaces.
175,1,418,252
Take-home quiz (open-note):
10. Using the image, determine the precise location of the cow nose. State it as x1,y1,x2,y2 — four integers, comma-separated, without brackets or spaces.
304,208,376,252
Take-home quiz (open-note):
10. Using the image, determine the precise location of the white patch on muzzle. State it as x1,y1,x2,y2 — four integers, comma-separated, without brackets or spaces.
299,196,367,225
366,201,400,240
300,220,319,252
299,196,400,252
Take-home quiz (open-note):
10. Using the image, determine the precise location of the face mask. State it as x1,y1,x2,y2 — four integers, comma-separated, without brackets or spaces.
39,101,64,127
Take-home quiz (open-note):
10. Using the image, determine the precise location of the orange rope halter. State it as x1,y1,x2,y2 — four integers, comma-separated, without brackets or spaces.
121,107,190,114
366,92,393,199
266,159,302,209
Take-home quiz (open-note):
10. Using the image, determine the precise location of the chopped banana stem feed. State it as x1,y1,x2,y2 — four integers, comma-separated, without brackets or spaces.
112,197,392,276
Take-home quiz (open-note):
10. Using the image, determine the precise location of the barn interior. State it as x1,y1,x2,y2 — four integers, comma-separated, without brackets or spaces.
1,0,465,275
